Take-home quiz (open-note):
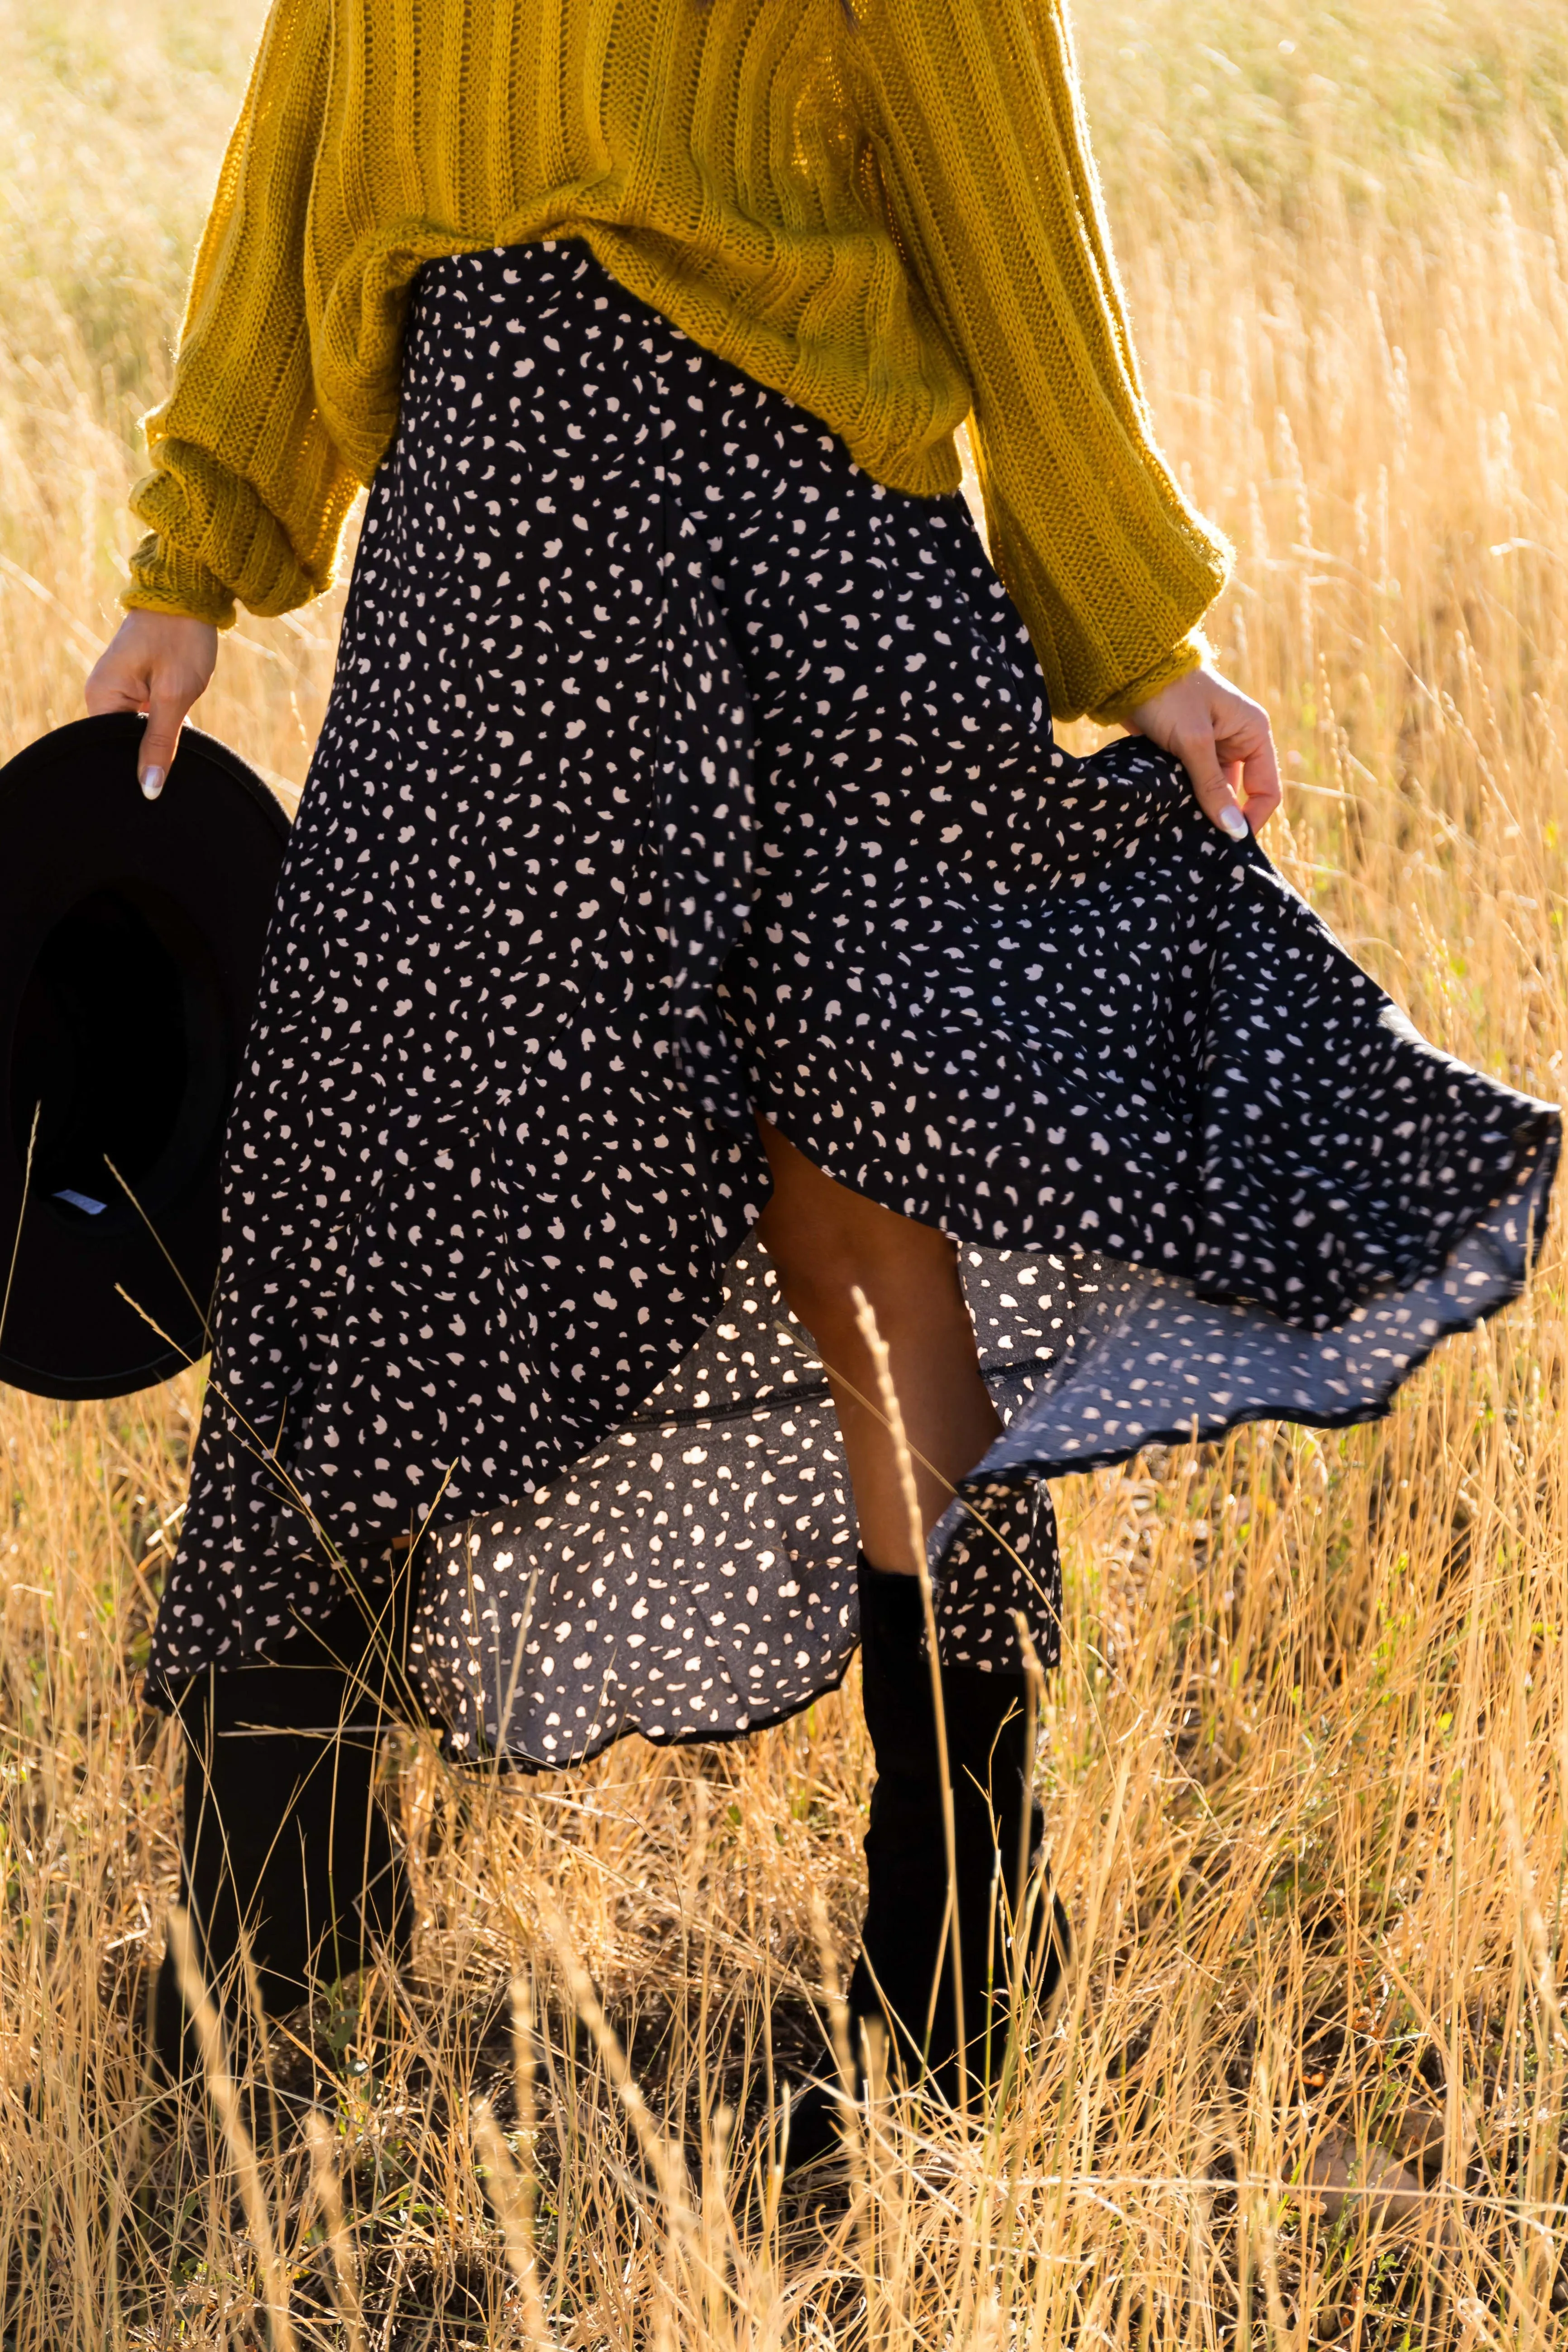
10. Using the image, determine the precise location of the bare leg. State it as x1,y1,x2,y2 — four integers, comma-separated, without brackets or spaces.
755,1120,1001,1574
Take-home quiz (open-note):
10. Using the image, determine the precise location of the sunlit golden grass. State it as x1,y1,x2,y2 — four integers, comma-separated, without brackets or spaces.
3,0,1568,2342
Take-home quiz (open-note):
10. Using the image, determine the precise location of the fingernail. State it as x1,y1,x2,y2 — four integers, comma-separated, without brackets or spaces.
1219,803,1249,840
141,765,165,801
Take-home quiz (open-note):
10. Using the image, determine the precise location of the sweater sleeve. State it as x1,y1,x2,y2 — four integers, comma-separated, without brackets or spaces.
123,0,355,627
851,0,1230,721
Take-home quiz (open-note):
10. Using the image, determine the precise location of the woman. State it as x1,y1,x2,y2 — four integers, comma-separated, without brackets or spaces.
87,0,1556,2127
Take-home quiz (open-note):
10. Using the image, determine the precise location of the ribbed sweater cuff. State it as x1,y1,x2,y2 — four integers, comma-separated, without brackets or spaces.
1090,630,1210,727
123,534,237,630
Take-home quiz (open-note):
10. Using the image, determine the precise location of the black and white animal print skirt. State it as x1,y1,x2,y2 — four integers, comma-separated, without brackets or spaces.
149,241,1559,1764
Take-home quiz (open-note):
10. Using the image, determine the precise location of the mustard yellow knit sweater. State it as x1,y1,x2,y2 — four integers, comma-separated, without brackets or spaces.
124,0,1229,721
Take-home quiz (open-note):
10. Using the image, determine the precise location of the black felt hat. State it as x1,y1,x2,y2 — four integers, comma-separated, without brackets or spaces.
0,713,288,1399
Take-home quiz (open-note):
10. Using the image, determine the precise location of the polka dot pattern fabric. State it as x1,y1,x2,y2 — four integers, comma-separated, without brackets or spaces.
409,1242,1061,1762
152,241,1558,1764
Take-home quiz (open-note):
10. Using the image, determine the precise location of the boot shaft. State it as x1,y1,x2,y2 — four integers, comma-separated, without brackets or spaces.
852,1552,1066,2097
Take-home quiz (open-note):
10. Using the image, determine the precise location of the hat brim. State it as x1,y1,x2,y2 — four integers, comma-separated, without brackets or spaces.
0,712,289,1399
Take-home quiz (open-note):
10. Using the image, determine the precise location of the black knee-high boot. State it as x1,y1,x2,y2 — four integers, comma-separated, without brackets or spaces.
848,1555,1068,2094
784,1555,1069,2165
153,1661,412,2086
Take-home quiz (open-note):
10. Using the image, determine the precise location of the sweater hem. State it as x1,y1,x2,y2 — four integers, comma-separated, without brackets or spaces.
311,219,972,509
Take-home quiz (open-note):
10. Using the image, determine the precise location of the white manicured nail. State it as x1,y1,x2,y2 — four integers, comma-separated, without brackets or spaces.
141,765,165,801
1219,803,1248,840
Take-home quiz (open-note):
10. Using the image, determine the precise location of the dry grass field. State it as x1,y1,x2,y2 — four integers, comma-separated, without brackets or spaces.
4,0,1568,2343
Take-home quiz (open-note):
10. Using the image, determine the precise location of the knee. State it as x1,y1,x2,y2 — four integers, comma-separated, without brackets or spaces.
765,1224,865,1341
766,1217,954,1347
755,1122,961,1342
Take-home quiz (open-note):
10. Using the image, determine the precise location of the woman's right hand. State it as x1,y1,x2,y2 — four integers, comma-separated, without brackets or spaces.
85,611,219,799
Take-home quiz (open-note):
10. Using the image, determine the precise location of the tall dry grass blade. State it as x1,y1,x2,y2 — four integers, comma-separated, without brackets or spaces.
165,1906,298,2352
473,2096,555,2345
808,1884,855,2112
101,1151,210,1336
798,1882,869,2185
1011,1610,1044,1945
506,1969,553,2347
304,2108,368,2352
0,1101,39,1349
995,1604,1054,2106
849,1284,966,2113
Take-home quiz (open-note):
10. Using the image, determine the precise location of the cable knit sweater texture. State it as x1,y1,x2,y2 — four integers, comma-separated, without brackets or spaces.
123,0,1229,722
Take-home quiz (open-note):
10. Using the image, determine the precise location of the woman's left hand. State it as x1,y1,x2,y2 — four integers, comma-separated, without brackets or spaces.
1127,664,1281,841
